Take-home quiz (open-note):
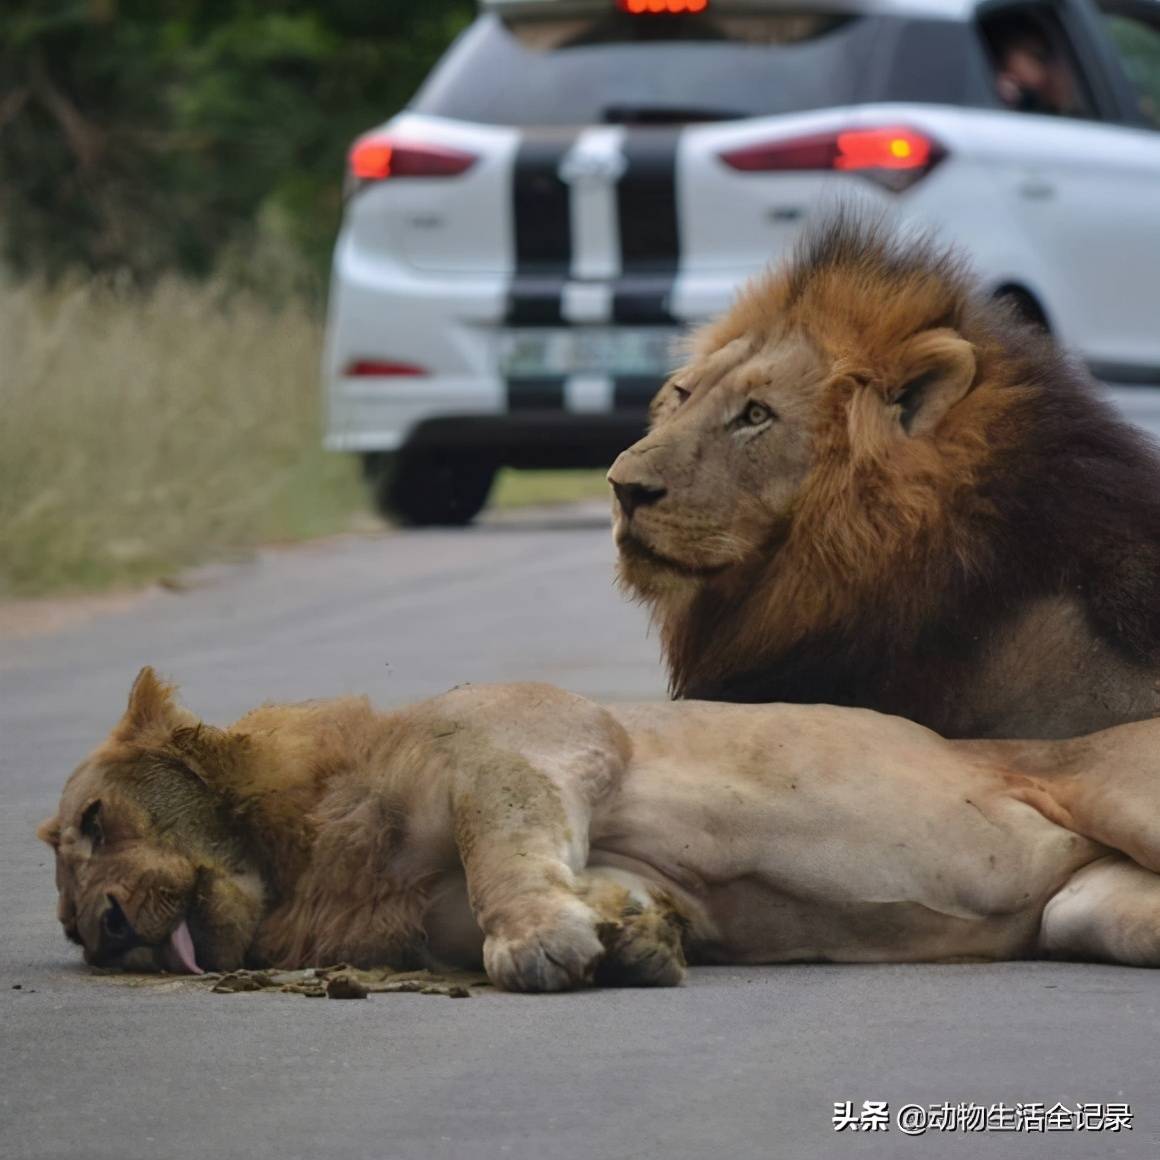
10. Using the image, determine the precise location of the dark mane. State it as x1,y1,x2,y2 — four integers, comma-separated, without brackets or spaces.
650,216,1160,738
783,211,970,323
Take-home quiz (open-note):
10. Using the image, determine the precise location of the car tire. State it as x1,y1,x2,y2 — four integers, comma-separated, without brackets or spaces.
369,451,497,527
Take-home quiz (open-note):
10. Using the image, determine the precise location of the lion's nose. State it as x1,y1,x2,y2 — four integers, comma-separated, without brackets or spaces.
87,894,140,965
609,478,667,519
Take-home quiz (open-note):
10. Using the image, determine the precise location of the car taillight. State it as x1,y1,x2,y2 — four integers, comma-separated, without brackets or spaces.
345,360,427,378
834,128,938,171
347,133,476,187
719,126,944,191
617,0,708,12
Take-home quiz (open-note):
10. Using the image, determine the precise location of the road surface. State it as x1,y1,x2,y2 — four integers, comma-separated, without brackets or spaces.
2,503,1156,1159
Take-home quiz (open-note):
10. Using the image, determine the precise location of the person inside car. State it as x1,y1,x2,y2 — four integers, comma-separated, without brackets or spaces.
989,14,1077,116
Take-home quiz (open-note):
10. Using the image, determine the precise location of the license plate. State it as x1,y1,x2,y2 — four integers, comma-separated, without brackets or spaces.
499,327,681,378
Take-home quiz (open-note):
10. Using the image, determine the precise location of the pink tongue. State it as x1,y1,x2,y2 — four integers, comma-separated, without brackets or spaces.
166,921,203,975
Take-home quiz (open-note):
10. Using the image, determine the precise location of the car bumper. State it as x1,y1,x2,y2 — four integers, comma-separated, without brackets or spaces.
325,374,650,467
325,375,506,453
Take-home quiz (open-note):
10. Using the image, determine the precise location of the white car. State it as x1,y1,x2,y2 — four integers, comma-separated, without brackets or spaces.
324,0,1160,525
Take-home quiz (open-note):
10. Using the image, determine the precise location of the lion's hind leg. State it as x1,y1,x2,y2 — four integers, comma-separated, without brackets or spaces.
581,867,688,988
1041,855,1160,966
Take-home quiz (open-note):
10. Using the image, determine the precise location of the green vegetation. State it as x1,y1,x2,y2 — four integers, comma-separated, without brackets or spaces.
0,276,613,598
0,1,473,282
0,4,613,600
0,277,364,597
1105,16,1160,128
493,470,611,511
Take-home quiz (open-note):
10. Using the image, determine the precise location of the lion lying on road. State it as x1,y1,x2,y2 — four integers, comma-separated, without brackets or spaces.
39,668,1160,989
609,215,1160,739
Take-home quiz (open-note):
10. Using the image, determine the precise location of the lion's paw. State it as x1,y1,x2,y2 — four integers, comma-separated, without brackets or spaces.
597,907,687,988
483,899,611,993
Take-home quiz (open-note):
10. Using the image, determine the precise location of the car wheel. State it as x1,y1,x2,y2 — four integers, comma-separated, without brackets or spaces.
372,451,496,527
361,452,394,483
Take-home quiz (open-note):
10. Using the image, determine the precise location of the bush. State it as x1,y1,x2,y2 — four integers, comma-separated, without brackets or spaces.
0,1,473,281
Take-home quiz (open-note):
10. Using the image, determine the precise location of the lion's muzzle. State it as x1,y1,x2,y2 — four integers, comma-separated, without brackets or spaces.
609,477,667,521
607,447,668,525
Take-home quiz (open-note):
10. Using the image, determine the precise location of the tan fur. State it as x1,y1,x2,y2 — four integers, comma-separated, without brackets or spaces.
608,217,1160,738
38,668,1160,990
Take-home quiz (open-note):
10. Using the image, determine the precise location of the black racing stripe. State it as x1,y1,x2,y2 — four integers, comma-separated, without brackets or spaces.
508,377,566,411
614,127,680,324
616,128,681,270
512,133,575,270
613,376,664,411
612,277,678,325
507,276,567,326
508,132,578,327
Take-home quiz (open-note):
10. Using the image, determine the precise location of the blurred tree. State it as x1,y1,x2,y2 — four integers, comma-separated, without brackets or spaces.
0,0,472,283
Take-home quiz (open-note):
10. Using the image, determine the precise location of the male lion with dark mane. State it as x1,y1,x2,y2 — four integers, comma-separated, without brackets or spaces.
38,668,1160,987
609,216,1160,739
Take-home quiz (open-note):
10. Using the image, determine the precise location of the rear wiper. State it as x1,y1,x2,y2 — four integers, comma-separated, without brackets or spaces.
601,104,743,124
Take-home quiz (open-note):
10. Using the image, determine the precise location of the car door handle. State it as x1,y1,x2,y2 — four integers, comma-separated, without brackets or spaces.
1018,179,1055,200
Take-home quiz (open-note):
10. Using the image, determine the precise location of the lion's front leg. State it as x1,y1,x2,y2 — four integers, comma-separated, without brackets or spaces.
452,751,616,992
481,894,614,993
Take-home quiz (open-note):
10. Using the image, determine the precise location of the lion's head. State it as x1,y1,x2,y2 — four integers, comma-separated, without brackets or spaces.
606,213,1134,721
609,216,999,597
37,668,264,974
612,328,830,587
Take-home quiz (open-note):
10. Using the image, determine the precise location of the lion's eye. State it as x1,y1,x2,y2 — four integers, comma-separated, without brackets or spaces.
672,383,690,405
738,401,775,428
80,800,103,847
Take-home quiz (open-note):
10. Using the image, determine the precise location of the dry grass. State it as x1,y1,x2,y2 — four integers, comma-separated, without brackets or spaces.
0,280,615,598
0,278,361,597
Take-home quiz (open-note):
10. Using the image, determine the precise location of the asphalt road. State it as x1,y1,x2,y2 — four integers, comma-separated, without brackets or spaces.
2,502,1157,1160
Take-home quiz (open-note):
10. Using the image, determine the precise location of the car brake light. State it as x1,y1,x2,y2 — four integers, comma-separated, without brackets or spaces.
617,0,709,13
719,126,944,191
348,134,476,185
345,360,427,378
834,128,936,171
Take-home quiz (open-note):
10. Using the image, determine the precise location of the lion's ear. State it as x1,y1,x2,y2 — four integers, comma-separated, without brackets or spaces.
165,724,247,797
36,816,61,849
113,666,199,742
891,330,976,439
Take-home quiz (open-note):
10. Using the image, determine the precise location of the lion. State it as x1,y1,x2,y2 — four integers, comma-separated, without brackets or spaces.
37,667,1160,989
608,215,1160,739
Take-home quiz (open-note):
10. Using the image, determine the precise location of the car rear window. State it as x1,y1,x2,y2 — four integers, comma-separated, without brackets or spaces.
411,10,885,126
